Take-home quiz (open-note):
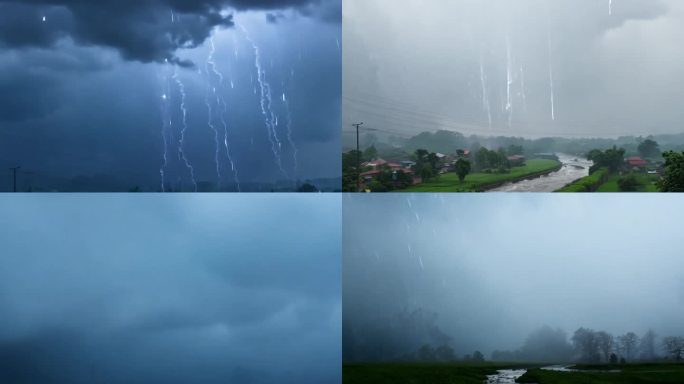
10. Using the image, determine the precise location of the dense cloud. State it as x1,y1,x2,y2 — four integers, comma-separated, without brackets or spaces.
343,194,684,361
0,1,341,190
344,0,684,138
0,194,341,383
0,0,337,64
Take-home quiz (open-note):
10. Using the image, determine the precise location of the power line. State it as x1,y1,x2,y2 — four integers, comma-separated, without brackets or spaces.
9,166,20,193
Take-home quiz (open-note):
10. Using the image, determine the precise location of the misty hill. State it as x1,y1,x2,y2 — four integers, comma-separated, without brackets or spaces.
343,129,684,159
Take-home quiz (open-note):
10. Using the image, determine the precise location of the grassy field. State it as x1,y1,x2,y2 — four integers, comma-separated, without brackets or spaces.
345,363,684,384
518,364,684,383
343,363,526,384
404,159,561,192
556,168,609,192
635,174,660,192
559,169,661,193
596,174,621,192
595,173,660,192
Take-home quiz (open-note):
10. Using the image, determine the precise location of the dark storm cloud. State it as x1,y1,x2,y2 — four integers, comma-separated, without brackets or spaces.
0,0,336,65
0,42,114,123
0,194,341,384
0,67,59,122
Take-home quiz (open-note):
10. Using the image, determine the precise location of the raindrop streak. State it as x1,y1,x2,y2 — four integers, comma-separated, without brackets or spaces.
520,64,528,115
547,33,556,121
609,0,613,16
479,52,492,128
505,35,514,128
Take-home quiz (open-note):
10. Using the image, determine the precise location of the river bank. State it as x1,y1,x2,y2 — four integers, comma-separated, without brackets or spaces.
489,154,592,192
404,159,562,192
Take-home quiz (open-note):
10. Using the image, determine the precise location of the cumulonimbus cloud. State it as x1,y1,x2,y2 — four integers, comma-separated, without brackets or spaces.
0,0,339,65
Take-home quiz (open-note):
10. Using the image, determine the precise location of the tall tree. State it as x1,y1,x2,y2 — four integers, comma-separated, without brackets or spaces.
659,151,684,192
640,329,657,360
596,331,615,363
363,145,378,161
662,337,684,361
572,328,601,363
638,139,660,159
618,332,639,361
455,159,471,182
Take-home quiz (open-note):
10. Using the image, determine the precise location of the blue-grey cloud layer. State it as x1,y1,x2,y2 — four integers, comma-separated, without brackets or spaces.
0,194,341,383
0,1,341,191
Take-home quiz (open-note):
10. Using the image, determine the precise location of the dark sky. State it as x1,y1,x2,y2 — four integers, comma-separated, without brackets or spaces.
0,194,341,383
344,0,684,139
343,193,684,358
0,0,341,191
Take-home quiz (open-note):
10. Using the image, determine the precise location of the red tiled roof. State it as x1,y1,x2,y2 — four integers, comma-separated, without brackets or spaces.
360,170,382,178
626,157,647,167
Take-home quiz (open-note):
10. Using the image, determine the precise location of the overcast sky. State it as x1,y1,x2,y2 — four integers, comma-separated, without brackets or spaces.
343,0,684,139
0,194,341,383
0,0,340,191
344,193,684,357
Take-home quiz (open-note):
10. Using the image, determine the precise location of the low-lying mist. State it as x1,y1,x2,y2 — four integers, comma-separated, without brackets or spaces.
343,194,684,362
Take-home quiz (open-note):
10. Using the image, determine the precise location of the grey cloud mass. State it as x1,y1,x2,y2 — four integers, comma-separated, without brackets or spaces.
343,194,684,361
0,0,337,65
343,0,684,138
0,194,341,384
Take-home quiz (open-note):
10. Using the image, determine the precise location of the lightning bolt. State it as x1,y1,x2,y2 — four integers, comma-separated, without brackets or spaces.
159,60,172,192
171,66,198,192
207,37,241,192
239,24,288,178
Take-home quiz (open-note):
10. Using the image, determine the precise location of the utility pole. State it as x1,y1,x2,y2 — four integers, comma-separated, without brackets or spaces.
352,122,364,192
9,166,20,192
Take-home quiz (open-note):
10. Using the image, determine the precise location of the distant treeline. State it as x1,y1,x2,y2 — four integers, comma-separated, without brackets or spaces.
343,312,684,364
492,326,684,364
344,129,684,158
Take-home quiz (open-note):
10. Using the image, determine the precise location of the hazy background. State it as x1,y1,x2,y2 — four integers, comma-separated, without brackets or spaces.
343,193,684,360
0,0,341,191
343,0,684,139
0,194,341,383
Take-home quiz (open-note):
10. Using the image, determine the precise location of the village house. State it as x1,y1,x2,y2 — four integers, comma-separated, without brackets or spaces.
625,156,648,170
507,155,526,167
